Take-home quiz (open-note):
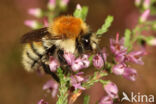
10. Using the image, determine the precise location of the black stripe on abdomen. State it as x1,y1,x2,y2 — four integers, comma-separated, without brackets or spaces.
26,52,38,68
30,43,42,59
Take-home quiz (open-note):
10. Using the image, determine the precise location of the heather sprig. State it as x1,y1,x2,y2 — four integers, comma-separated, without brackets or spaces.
56,68,70,104
132,0,156,47
73,4,88,21
24,0,70,29
96,16,114,36
23,0,156,104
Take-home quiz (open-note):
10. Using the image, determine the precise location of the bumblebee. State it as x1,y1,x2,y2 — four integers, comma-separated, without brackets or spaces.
21,16,99,81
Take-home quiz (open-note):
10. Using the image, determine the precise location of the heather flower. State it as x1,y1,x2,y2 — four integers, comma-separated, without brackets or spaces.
60,0,69,7
71,58,84,72
70,72,85,90
140,9,150,22
24,20,39,29
28,8,42,18
127,50,145,65
104,82,118,99
49,56,59,72
99,96,113,104
43,80,58,97
123,68,137,81
93,54,104,69
135,0,141,6
81,54,90,68
48,0,56,10
76,4,82,10
38,99,48,104
148,38,156,46
115,50,127,63
43,17,49,27
112,64,126,75
110,34,127,55
81,54,89,60
64,52,75,65
143,0,151,9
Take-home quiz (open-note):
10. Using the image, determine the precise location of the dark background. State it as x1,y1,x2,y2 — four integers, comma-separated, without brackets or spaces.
0,0,155,104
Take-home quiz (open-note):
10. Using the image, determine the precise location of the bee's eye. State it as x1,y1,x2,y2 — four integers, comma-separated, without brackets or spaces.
83,38,89,43
81,33,92,50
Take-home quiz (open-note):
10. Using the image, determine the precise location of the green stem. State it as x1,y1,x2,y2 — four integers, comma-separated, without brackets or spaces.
56,68,69,104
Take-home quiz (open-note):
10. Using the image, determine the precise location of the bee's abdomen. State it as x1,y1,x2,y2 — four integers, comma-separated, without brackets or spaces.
22,42,46,72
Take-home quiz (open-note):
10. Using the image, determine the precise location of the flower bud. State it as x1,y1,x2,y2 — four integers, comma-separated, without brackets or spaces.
43,17,49,27
148,38,156,46
76,4,82,10
24,20,39,29
143,0,151,9
135,0,141,6
48,0,56,10
28,8,42,18
60,0,69,8
140,9,150,23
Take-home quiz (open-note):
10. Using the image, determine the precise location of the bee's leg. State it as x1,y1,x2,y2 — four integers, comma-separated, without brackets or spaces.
57,49,70,74
41,62,60,82
47,45,56,56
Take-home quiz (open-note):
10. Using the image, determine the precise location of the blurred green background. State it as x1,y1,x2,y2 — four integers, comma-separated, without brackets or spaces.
0,0,155,104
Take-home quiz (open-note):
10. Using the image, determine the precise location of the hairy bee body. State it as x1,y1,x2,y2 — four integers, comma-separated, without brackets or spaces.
22,42,46,72
21,16,99,76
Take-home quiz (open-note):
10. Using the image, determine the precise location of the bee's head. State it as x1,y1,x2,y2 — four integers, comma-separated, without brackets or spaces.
77,32,99,54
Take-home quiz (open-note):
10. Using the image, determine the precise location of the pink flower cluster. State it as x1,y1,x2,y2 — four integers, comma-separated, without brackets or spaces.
24,0,70,29
49,49,107,73
48,53,90,90
64,53,90,72
48,50,107,90
111,33,145,81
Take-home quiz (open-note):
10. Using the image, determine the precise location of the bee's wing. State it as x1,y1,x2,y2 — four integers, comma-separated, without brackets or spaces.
21,27,64,43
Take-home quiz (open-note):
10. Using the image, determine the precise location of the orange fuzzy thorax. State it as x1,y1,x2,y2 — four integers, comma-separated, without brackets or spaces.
48,16,83,39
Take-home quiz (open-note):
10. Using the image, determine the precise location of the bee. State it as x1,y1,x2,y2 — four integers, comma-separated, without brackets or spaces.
21,16,99,82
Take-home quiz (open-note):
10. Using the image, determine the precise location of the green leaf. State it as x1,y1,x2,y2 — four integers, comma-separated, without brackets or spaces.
83,95,90,104
124,29,132,50
96,15,114,36
73,6,88,21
